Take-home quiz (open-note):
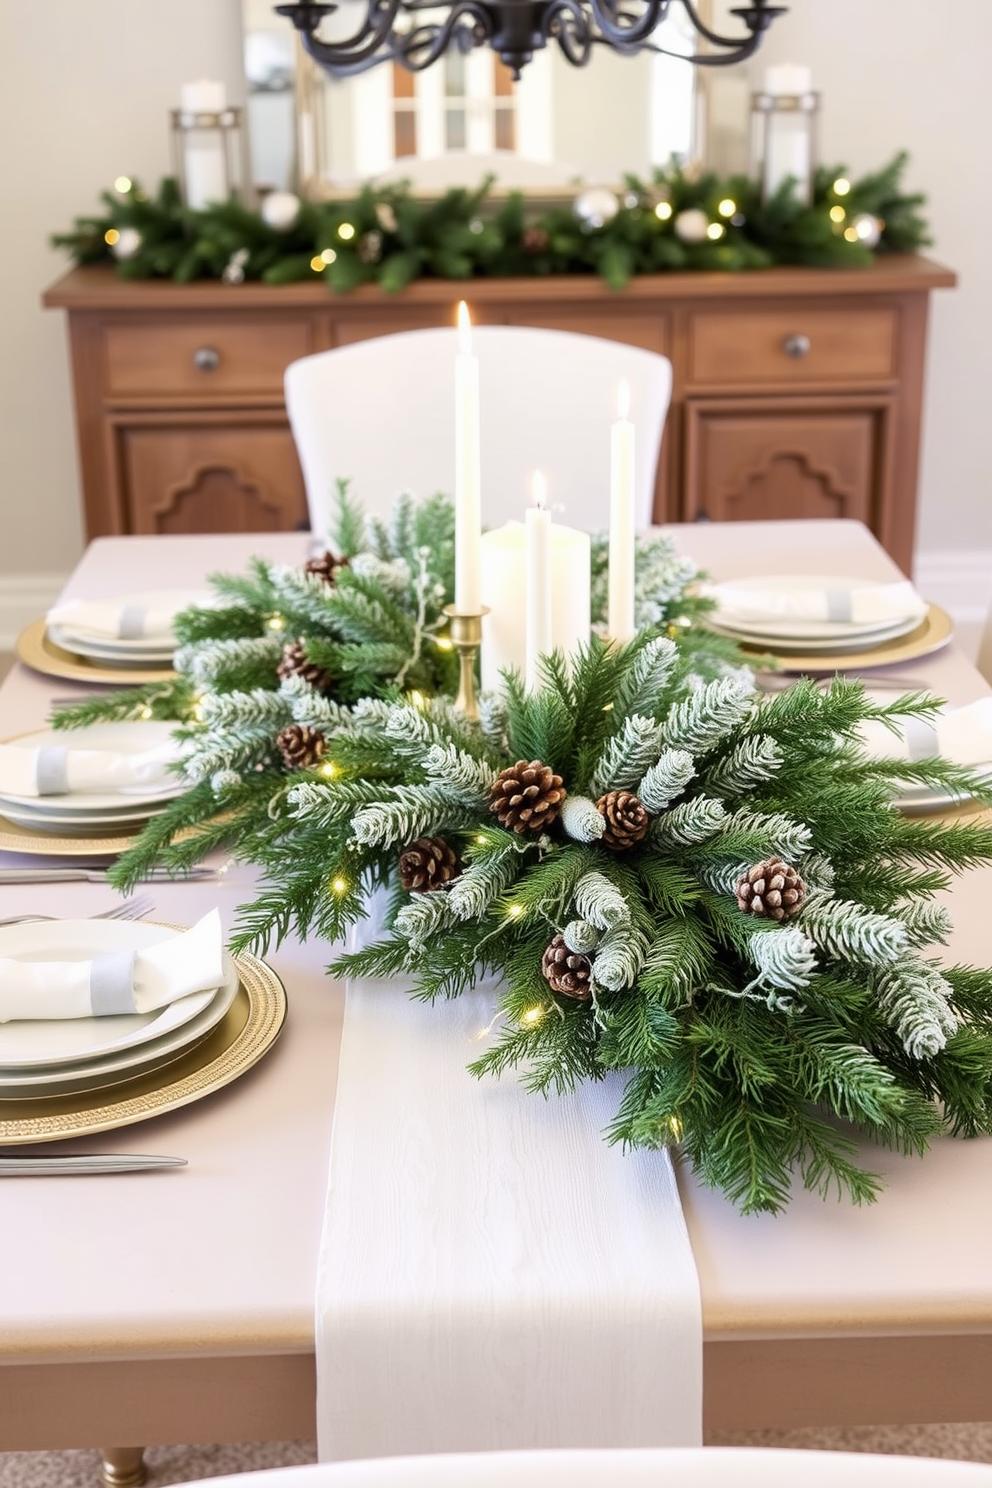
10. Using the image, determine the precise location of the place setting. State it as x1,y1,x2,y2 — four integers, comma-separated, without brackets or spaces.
15,588,208,684
0,906,287,1145
0,718,187,858
702,573,953,671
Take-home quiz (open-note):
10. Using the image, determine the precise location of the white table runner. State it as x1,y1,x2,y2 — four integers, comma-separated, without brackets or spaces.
315,977,702,1462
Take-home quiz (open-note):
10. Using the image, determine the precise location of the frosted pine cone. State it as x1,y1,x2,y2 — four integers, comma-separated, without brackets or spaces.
276,723,326,770
489,759,566,834
596,790,649,850
399,836,459,893
541,934,593,1000
276,640,334,694
736,857,806,922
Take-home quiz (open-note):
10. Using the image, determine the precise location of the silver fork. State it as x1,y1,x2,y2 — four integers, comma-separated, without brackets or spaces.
0,895,155,929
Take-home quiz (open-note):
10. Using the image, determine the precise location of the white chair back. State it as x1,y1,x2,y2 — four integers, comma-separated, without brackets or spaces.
284,326,672,537
191,1448,992,1488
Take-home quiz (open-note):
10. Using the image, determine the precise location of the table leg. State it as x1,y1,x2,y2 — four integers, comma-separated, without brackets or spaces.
100,1447,146,1487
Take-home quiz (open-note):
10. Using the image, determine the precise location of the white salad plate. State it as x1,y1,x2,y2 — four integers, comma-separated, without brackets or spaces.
0,918,232,1070
0,721,185,814
47,627,175,664
47,588,208,654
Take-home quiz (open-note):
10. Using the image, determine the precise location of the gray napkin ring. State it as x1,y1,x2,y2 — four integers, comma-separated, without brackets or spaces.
35,746,69,797
89,950,137,1016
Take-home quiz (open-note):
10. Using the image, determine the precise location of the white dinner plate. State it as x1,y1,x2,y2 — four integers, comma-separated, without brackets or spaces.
707,614,922,654
47,626,175,664
0,802,167,835
0,918,229,1069
0,956,240,1093
0,720,186,814
710,575,927,642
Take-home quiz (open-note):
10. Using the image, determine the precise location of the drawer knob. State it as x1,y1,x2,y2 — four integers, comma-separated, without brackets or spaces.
193,346,221,372
782,333,811,359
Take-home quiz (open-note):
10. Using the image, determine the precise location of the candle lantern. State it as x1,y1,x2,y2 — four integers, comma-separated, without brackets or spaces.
171,81,249,210
750,65,820,205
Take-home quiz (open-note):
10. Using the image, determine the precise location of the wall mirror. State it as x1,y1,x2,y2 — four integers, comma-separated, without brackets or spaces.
240,0,751,201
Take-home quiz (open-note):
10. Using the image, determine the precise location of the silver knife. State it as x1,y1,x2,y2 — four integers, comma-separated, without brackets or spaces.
0,1154,187,1176
0,867,222,885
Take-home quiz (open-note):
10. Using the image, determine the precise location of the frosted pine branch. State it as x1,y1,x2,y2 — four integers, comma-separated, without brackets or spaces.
589,715,665,796
573,871,631,931
747,926,818,992
653,795,728,846
593,924,650,992
175,635,283,688
351,784,465,848
560,795,606,843
723,807,813,862
619,636,679,715
199,689,288,730
563,919,601,954
349,552,411,597
894,901,954,948
706,734,784,797
873,959,959,1058
660,677,754,757
268,565,340,628
422,744,496,805
395,891,456,951
638,749,696,814
279,676,351,732
797,851,836,893
800,890,908,965
447,850,517,920
478,692,509,752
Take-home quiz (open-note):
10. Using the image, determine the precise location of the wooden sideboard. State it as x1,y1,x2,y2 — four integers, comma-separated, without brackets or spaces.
44,256,955,573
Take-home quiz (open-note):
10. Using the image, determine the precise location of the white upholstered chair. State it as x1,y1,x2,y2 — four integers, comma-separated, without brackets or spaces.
192,1448,992,1488
284,327,672,536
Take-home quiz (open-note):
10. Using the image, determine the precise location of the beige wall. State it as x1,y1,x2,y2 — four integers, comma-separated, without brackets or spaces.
1,0,989,613
0,0,244,595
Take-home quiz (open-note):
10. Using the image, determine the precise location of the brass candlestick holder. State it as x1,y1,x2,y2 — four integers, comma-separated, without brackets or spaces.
443,605,489,722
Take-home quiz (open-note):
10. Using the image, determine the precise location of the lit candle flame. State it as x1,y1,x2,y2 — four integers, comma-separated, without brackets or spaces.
457,300,472,356
531,469,547,510
617,379,631,421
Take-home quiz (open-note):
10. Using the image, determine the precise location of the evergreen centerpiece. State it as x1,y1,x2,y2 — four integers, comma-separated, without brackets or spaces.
227,639,992,1215
54,489,737,883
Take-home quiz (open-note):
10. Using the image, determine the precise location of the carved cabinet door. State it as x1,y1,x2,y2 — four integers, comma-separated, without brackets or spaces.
113,415,309,534
682,396,895,528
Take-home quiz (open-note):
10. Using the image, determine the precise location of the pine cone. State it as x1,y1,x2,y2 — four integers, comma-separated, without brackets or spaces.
521,226,550,255
399,835,459,893
541,934,593,1000
276,640,334,693
596,790,649,850
736,857,806,922
489,759,566,835
304,550,349,587
276,723,326,770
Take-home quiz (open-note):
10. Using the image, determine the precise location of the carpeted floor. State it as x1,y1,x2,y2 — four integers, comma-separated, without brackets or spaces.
3,1426,992,1485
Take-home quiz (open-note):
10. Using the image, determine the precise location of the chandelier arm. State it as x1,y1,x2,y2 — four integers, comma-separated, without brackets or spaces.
542,0,594,66
397,5,493,69
680,0,787,59
289,0,408,73
585,0,667,50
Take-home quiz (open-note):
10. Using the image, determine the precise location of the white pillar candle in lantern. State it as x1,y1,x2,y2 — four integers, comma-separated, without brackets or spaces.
761,63,815,204
525,471,553,692
179,79,229,210
454,301,483,613
608,379,636,644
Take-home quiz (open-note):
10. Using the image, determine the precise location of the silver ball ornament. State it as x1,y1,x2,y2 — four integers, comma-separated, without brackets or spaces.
573,187,620,231
261,190,302,232
673,208,710,245
111,226,143,261
851,213,882,249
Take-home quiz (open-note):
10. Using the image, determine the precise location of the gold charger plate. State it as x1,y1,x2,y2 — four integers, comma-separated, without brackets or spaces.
16,618,177,686
0,950,286,1143
0,812,141,859
712,603,953,674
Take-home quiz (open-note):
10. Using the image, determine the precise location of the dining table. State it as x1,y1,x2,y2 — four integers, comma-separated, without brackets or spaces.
2,518,992,1480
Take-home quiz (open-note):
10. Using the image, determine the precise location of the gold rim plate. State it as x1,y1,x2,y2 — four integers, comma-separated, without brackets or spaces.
0,812,140,859
0,950,286,1143
713,603,954,674
16,618,177,686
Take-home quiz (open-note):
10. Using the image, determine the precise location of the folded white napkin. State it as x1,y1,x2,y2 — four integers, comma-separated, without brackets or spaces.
712,578,927,628
0,739,179,799
0,910,224,1023
47,598,186,642
859,698,992,767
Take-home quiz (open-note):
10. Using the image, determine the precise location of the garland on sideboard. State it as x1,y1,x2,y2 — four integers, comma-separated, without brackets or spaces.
224,645,992,1216
52,487,743,882
52,153,929,293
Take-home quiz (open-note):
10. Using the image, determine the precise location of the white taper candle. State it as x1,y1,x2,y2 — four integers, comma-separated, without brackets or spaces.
608,379,636,644
454,301,482,613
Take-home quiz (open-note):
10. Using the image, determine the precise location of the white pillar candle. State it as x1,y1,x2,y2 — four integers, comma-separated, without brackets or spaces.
762,64,814,205
180,80,229,211
480,519,591,693
454,301,482,613
525,471,553,692
608,379,636,644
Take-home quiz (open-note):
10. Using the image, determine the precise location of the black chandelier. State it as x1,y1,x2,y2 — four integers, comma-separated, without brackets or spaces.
275,0,786,82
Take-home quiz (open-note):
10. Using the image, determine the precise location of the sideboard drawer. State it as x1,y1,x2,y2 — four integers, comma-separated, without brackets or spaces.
688,307,897,387
104,317,314,400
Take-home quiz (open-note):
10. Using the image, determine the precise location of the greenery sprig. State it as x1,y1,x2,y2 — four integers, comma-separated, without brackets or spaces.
223,641,992,1215
53,153,928,293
